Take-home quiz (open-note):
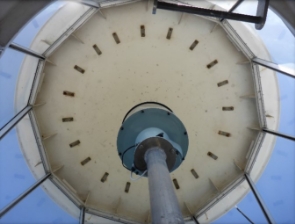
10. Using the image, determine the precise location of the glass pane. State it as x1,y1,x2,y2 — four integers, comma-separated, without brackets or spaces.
212,0,257,13
212,189,268,224
235,7,295,64
0,48,39,128
0,179,79,223
236,190,268,224
0,116,36,209
256,134,295,223
259,66,295,136
13,2,66,49
13,2,90,54
276,70,295,136
213,206,252,224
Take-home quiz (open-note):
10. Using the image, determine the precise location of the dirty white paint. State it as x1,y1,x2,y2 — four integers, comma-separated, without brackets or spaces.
15,0,279,223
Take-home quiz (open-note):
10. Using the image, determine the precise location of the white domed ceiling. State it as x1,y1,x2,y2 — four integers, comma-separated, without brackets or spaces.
15,0,279,223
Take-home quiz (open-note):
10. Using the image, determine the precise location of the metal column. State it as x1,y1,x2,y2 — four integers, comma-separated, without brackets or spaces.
145,148,184,224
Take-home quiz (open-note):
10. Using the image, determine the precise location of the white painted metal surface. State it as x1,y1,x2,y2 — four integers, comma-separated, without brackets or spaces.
15,1,279,223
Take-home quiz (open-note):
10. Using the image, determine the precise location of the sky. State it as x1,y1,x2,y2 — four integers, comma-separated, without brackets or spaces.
0,1,294,224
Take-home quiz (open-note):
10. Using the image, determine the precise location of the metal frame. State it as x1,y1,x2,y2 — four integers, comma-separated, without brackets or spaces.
0,105,32,140
263,129,295,141
220,0,244,22
28,60,45,105
86,207,139,224
80,0,99,8
245,173,275,224
0,173,51,218
29,110,51,172
235,206,254,224
9,43,45,60
1,0,295,223
153,0,269,30
43,7,98,57
245,131,266,173
252,57,295,78
195,174,246,218
251,63,267,128
79,207,86,224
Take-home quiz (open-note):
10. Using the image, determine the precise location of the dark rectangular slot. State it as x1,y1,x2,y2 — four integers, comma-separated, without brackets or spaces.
113,32,120,44
218,130,231,137
191,169,199,179
69,140,80,147
172,178,180,189
222,106,234,111
125,182,130,193
62,117,74,122
207,60,218,69
166,28,173,39
189,40,199,50
140,25,145,37
74,65,85,74
81,157,91,166
101,172,109,183
217,80,229,87
207,151,218,160
93,44,102,55
63,91,75,97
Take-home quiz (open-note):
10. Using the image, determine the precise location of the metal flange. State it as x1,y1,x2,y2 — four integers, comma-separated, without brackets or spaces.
134,137,177,171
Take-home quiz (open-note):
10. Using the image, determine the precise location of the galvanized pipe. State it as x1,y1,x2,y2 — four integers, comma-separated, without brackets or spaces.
145,147,184,224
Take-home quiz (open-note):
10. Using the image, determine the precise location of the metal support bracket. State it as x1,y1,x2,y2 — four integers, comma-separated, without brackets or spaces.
153,0,269,30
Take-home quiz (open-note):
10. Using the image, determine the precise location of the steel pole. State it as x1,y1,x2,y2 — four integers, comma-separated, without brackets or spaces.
145,147,184,224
